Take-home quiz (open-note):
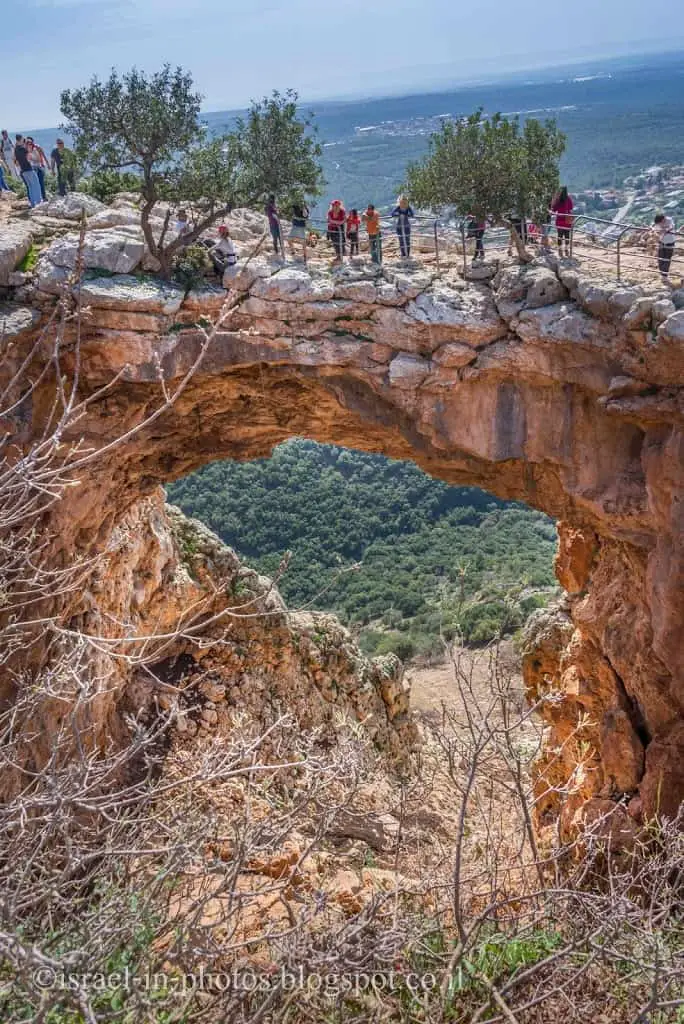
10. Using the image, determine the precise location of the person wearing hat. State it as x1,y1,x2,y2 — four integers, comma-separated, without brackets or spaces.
327,199,346,264
210,224,237,274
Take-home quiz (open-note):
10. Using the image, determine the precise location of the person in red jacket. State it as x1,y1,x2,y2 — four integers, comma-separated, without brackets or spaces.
327,199,346,263
551,186,574,258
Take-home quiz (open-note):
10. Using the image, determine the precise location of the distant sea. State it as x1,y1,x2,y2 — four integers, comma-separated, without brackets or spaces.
15,50,684,216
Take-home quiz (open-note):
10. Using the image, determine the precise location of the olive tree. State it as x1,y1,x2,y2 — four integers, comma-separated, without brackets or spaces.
406,109,566,259
60,68,323,277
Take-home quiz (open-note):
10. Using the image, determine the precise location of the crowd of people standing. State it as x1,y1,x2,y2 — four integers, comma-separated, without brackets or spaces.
0,130,78,206
264,194,417,267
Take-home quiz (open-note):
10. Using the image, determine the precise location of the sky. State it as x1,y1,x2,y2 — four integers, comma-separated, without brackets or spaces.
4,0,684,129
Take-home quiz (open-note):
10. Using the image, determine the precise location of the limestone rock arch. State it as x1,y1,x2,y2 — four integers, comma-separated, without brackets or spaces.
5,256,684,825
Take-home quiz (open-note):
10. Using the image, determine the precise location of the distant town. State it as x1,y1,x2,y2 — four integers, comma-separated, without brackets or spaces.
573,164,684,228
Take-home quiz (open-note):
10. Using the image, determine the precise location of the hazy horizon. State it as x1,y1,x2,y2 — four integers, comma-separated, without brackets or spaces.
8,44,684,134
4,0,684,128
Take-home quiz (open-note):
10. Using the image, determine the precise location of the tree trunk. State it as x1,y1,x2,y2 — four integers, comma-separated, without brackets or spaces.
509,223,533,264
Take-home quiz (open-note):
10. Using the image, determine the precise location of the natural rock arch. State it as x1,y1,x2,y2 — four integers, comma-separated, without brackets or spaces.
6,255,684,826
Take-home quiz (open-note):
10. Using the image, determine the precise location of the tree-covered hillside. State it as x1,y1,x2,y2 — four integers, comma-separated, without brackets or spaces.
167,441,559,659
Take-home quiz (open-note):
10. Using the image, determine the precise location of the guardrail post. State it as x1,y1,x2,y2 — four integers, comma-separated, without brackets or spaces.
616,225,630,282
434,219,440,272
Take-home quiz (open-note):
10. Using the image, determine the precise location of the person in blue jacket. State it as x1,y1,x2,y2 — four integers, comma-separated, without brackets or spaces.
391,195,414,258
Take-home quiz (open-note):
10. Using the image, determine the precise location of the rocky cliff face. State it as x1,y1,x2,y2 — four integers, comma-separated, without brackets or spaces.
1,199,682,829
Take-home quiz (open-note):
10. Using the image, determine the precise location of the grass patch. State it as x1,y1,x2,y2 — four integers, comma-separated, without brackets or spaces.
17,244,40,273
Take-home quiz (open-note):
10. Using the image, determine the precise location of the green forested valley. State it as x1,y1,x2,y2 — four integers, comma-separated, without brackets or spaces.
167,441,559,660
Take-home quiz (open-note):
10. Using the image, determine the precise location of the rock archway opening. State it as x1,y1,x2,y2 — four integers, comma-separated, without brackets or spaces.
166,438,560,664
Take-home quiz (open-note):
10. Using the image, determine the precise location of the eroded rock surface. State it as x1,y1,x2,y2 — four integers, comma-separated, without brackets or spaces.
2,231,683,827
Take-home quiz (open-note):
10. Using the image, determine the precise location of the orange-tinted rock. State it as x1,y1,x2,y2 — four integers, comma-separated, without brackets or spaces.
3,247,683,826
554,522,598,594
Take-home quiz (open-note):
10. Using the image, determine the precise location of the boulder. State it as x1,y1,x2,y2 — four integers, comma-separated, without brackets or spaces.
657,309,684,342
87,207,142,230
432,341,477,368
464,262,498,282
388,352,430,387
407,283,506,347
43,193,107,220
77,275,185,314
0,221,35,286
494,263,567,319
651,299,676,325
575,279,643,321
223,256,278,293
623,297,654,329
0,302,41,339
250,266,335,303
46,228,145,274
227,207,270,243
34,255,72,295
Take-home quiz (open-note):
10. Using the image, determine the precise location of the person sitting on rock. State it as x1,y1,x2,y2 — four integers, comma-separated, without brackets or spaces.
210,224,237,274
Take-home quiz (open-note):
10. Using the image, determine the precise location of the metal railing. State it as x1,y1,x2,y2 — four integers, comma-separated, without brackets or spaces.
276,212,443,268
272,209,683,286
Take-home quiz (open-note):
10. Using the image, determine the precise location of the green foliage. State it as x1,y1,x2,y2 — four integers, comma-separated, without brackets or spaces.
167,440,558,655
2,174,27,198
232,89,324,207
80,168,141,203
17,244,40,272
61,65,204,180
406,109,566,222
171,243,211,291
60,68,323,277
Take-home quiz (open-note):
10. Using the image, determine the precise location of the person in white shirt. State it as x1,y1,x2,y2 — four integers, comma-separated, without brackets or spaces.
210,224,237,274
174,209,192,238
653,211,676,282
